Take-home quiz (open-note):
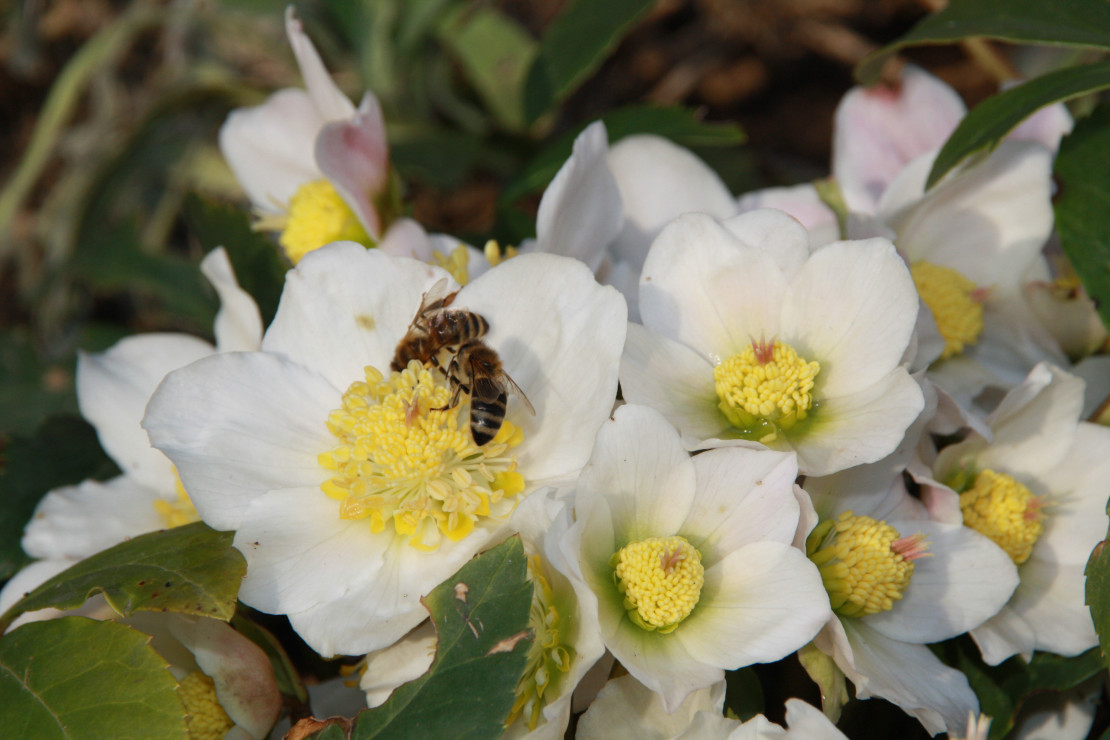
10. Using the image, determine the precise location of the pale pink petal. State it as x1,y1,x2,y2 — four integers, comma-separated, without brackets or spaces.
316,92,390,239
736,184,836,235
284,7,356,122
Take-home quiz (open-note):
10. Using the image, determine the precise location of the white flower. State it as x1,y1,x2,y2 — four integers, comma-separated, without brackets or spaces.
142,243,626,657
928,363,1110,664
619,208,923,476
555,404,830,711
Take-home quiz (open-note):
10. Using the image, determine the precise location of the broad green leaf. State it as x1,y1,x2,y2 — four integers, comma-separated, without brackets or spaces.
439,7,537,132
1054,104,1110,332
184,194,287,326
232,613,309,706
0,416,116,581
0,617,186,740
858,0,1110,85
0,330,79,436
523,0,656,122
1086,528,1110,669
723,667,764,723
0,522,245,633
928,61,1110,187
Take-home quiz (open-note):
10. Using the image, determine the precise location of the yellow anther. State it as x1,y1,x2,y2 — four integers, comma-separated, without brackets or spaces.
714,339,820,442
280,179,371,264
320,360,525,550
432,244,471,285
611,536,704,633
484,239,518,268
153,473,201,529
911,261,984,359
806,511,926,618
960,469,1044,565
178,671,234,740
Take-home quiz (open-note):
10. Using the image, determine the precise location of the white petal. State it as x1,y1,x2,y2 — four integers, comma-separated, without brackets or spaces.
77,333,214,490
721,208,813,278
735,184,836,235
535,121,623,272
780,238,918,398
359,620,436,707
143,352,337,531
284,7,356,122
316,92,390,239
201,247,263,353
577,674,727,740
782,699,850,739
1072,355,1110,420
1039,423,1110,564
1010,558,1097,657
1008,92,1074,152
1009,677,1100,740
970,604,1037,665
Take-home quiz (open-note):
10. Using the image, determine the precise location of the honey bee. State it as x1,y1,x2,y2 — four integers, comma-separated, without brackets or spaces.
440,338,535,446
390,278,460,372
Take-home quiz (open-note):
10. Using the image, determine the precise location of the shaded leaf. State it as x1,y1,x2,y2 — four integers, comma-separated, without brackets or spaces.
0,330,79,437
0,522,245,632
232,612,309,706
724,667,764,723
1086,531,1110,670
1054,104,1110,332
0,617,186,739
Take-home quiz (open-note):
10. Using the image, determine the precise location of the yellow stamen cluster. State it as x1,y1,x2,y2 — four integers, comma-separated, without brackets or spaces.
807,511,925,618
153,473,201,529
612,536,704,633
178,671,234,740
960,469,1044,565
483,239,519,268
714,339,820,442
432,244,471,285
280,179,371,264
507,556,576,731
910,261,984,359
318,360,526,551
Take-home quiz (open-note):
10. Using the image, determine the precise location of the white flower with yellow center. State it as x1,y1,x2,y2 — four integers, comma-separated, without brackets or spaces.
0,248,261,621
620,208,923,477
801,465,1019,735
554,404,830,711
142,242,626,657
927,363,1110,665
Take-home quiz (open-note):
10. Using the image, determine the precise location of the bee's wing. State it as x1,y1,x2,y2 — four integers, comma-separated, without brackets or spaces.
419,277,458,315
502,371,536,416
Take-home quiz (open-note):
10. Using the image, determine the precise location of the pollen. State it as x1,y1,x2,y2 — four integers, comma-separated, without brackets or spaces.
153,472,201,529
318,360,526,551
280,179,371,264
611,536,704,633
910,261,984,359
806,511,927,618
960,469,1044,565
432,243,471,285
178,670,235,740
714,338,820,443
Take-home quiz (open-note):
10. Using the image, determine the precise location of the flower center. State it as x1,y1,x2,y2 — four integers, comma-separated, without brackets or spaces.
318,360,526,551
178,670,234,740
611,535,704,633
280,179,371,264
153,473,201,529
807,511,928,618
910,261,984,359
431,244,471,285
507,555,576,731
960,469,1044,565
714,338,820,443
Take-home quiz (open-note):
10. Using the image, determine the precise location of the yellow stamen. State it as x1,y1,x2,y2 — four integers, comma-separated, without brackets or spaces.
714,338,820,443
960,469,1044,565
911,261,984,359
432,244,471,285
806,511,927,618
280,179,371,264
318,360,526,550
178,671,234,740
153,473,201,529
611,536,703,633
483,239,519,268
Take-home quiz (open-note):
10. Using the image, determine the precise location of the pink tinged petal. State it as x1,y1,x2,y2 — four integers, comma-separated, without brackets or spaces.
736,184,837,235
78,333,214,491
457,253,627,483
577,405,697,542
201,247,263,353
1009,558,1097,657
219,88,324,213
142,352,337,531
376,218,436,261
862,521,1018,644
721,208,813,279
682,447,800,559
676,542,830,671
619,324,727,446
316,92,390,240
263,243,451,391
833,65,966,214
22,475,166,561
1007,86,1074,152
639,213,789,359
780,238,918,398
536,121,623,272
284,7,356,122
841,620,978,736
970,604,1037,666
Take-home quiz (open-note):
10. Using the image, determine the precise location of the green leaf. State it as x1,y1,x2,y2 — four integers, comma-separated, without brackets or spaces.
1054,104,1110,333
0,522,245,632
346,537,532,739
1086,525,1110,669
438,7,538,132
184,193,287,326
723,667,764,723
0,330,79,437
858,0,1110,85
523,0,656,122
928,61,1110,188
0,617,186,740
0,417,117,581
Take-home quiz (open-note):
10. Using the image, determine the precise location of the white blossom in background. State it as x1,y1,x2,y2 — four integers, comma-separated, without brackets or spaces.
143,243,626,657
620,208,923,476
